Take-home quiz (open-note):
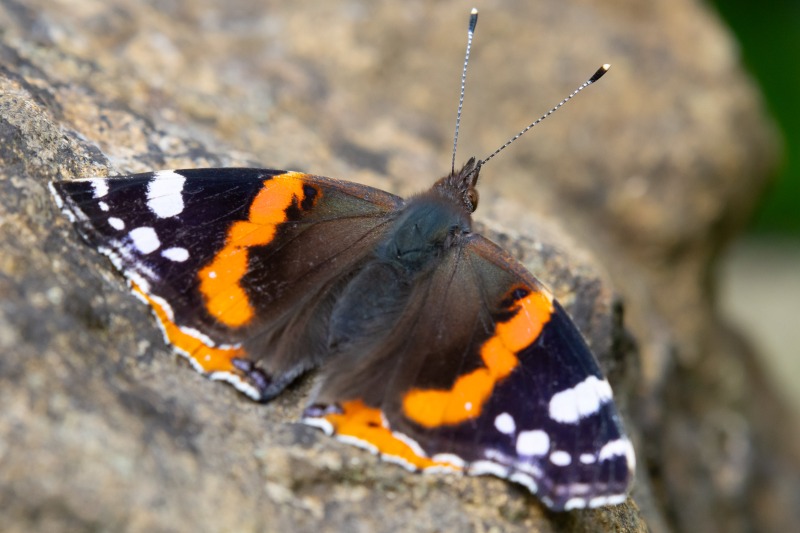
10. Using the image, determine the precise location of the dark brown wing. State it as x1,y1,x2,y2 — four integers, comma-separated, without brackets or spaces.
303,234,634,511
51,168,403,400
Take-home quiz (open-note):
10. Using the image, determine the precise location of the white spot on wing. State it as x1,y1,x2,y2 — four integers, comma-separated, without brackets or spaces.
108,217,125,230
587,494,627,508
549,450,572,466
208,371,260,401
516,429,550,457
494,413,516,435
604,494,628,506
48,182,65,210
301,416,334,436
91,180,109,198
147,170,186,218
421,464,460,474
392,431,428,459
161,247,189,262
589,495,609,507
381,453,418,472
599,438,636,471
129,226,160,254
564,497,588,510
98,201,109,211
469,460,508,478
580,453,596,464
431,453,465,468
509,471,538,494
548,375,613,424
336,434,379,455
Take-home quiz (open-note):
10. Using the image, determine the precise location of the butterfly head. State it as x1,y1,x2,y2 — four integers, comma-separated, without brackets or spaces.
433,156,482,214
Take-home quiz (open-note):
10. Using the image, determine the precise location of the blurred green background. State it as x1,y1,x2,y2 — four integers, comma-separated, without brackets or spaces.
709,0,800,234
711,0,800,415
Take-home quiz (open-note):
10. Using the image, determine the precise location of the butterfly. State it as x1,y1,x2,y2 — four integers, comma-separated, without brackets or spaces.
49,9,634,511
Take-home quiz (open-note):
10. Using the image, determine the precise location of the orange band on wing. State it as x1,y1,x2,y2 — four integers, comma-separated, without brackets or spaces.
323,400,462,471
402,288,554,428
131,283,245,374
198,172,311,328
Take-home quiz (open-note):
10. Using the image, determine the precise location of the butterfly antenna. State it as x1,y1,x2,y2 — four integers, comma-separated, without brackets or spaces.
478,64,611,168
451,8,479,175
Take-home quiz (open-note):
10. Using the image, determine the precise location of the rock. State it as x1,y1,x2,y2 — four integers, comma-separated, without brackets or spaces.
0,1,794,532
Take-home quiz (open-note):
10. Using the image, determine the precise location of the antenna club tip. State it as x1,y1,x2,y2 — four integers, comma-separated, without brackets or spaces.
589,64,611,83
468,8,478,30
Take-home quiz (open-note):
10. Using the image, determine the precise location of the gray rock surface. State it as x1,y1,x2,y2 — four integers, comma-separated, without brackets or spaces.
1,0,795,532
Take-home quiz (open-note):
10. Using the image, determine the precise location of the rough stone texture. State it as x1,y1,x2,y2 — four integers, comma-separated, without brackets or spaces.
0,0,795,532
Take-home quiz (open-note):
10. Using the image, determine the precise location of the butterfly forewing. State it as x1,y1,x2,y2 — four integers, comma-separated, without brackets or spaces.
51,168,403,399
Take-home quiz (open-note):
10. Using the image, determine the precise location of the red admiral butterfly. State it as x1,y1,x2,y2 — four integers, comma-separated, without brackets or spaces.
50,9,634,511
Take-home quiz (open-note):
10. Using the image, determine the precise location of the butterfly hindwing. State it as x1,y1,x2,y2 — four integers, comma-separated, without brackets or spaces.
303,234,633,510
51,168,404,399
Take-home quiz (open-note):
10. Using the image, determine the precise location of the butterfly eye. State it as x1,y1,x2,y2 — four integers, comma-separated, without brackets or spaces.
467,189,479,212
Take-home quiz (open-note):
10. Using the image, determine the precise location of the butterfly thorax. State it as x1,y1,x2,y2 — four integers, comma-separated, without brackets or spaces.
378,196,469,273
376,158,481,273
328,162,479,350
